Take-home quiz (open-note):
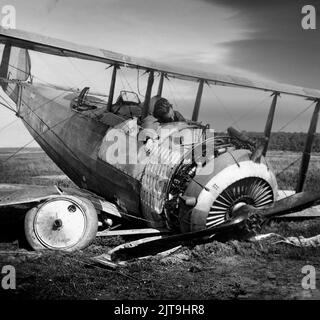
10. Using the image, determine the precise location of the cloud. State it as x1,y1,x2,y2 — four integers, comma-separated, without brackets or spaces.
2,0,318,147
45,0,59,14
197,0,320,88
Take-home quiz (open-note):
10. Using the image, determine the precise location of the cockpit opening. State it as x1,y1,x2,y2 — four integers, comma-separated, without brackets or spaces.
71,87,192,130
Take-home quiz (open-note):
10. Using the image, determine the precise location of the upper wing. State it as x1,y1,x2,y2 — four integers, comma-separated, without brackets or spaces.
1,27,320,99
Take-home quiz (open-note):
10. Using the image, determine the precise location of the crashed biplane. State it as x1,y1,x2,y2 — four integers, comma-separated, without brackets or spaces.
0,27,320,252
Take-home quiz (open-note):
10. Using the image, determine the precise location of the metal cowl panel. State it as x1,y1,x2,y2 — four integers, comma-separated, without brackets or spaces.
181,150,278,232
140,124,204,228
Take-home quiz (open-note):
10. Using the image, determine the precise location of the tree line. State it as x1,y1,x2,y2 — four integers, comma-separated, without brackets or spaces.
246,132,320,152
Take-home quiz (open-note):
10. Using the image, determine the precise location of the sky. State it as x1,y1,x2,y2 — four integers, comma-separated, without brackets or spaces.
0,0,320,146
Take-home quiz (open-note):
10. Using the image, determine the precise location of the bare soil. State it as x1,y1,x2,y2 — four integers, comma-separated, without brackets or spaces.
1,219,320,300
1,149,320,300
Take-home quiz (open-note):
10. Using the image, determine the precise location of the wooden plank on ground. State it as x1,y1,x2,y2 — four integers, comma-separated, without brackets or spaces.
96,228,170,237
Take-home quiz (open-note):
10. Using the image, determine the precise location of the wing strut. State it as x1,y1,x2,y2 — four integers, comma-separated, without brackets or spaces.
0,44,11,91
142,70,154,119
296,100,320,192
192,79,205,122
262,92,280,156
107,64,118,111
157,72,165,97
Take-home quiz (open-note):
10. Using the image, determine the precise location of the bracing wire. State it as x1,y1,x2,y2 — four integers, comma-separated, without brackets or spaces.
276,100,315,132
165,78,179,108
0,82,93,176
0,118,19,134
119,68,135,93
66,55,91,84
0,137,36,164
1,59,109,116
0,90,16,113
2,75,141,178
136,68,144,97
1,81,203,228
267,101,316,179
166,77,189,108
0,100,15,113
118,70,126,91
30,52,74,90
1,76,135,153
229,94,270,128
275,156,301,178
7,61,70,90
6,60,108,95
208,85,241,131
2,50,318,221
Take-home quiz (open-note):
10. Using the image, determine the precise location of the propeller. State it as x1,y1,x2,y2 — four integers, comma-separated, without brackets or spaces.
250,191,320,218
109,191,320,261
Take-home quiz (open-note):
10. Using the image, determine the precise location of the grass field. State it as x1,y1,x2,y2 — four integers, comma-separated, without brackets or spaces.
1,148,320,192
1,148,320,300
0,148,73,187
267,151,320,192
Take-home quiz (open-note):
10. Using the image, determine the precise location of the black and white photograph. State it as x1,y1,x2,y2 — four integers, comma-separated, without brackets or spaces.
0,0,320,306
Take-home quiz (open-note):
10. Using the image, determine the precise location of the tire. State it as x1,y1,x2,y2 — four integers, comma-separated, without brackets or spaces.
24,195,98,251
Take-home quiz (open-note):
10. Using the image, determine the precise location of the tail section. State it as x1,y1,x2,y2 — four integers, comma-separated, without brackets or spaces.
0,43,31,104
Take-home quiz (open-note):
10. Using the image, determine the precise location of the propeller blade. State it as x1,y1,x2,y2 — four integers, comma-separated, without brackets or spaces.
256,191,320,218
227,192,320,234
110,192,320,261
110,211,249,261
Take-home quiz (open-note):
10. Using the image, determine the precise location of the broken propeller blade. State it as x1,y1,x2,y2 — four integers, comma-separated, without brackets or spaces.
254,191,320,218
109,211,249,261
108,192,320,261
229,191,320,233
209,191,320,237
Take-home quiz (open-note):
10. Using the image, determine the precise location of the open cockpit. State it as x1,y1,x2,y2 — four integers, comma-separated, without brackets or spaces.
70,86,192,130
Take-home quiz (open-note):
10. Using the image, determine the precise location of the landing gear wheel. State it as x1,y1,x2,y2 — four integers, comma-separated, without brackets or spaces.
24,196,98,251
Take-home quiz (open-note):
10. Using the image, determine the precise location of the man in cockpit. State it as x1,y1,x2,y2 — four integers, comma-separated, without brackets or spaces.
153,97,186,123
139,96,186,144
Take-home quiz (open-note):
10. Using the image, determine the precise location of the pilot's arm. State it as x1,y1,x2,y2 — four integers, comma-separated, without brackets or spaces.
173,110,186,122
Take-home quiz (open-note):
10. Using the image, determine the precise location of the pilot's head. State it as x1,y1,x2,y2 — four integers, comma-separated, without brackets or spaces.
153,98,174,123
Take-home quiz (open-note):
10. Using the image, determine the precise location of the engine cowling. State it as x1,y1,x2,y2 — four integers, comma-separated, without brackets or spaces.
178,149,278,232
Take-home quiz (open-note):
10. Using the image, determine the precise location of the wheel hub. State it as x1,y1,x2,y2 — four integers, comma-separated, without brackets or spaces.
53,219,63,230
34,198,86,250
